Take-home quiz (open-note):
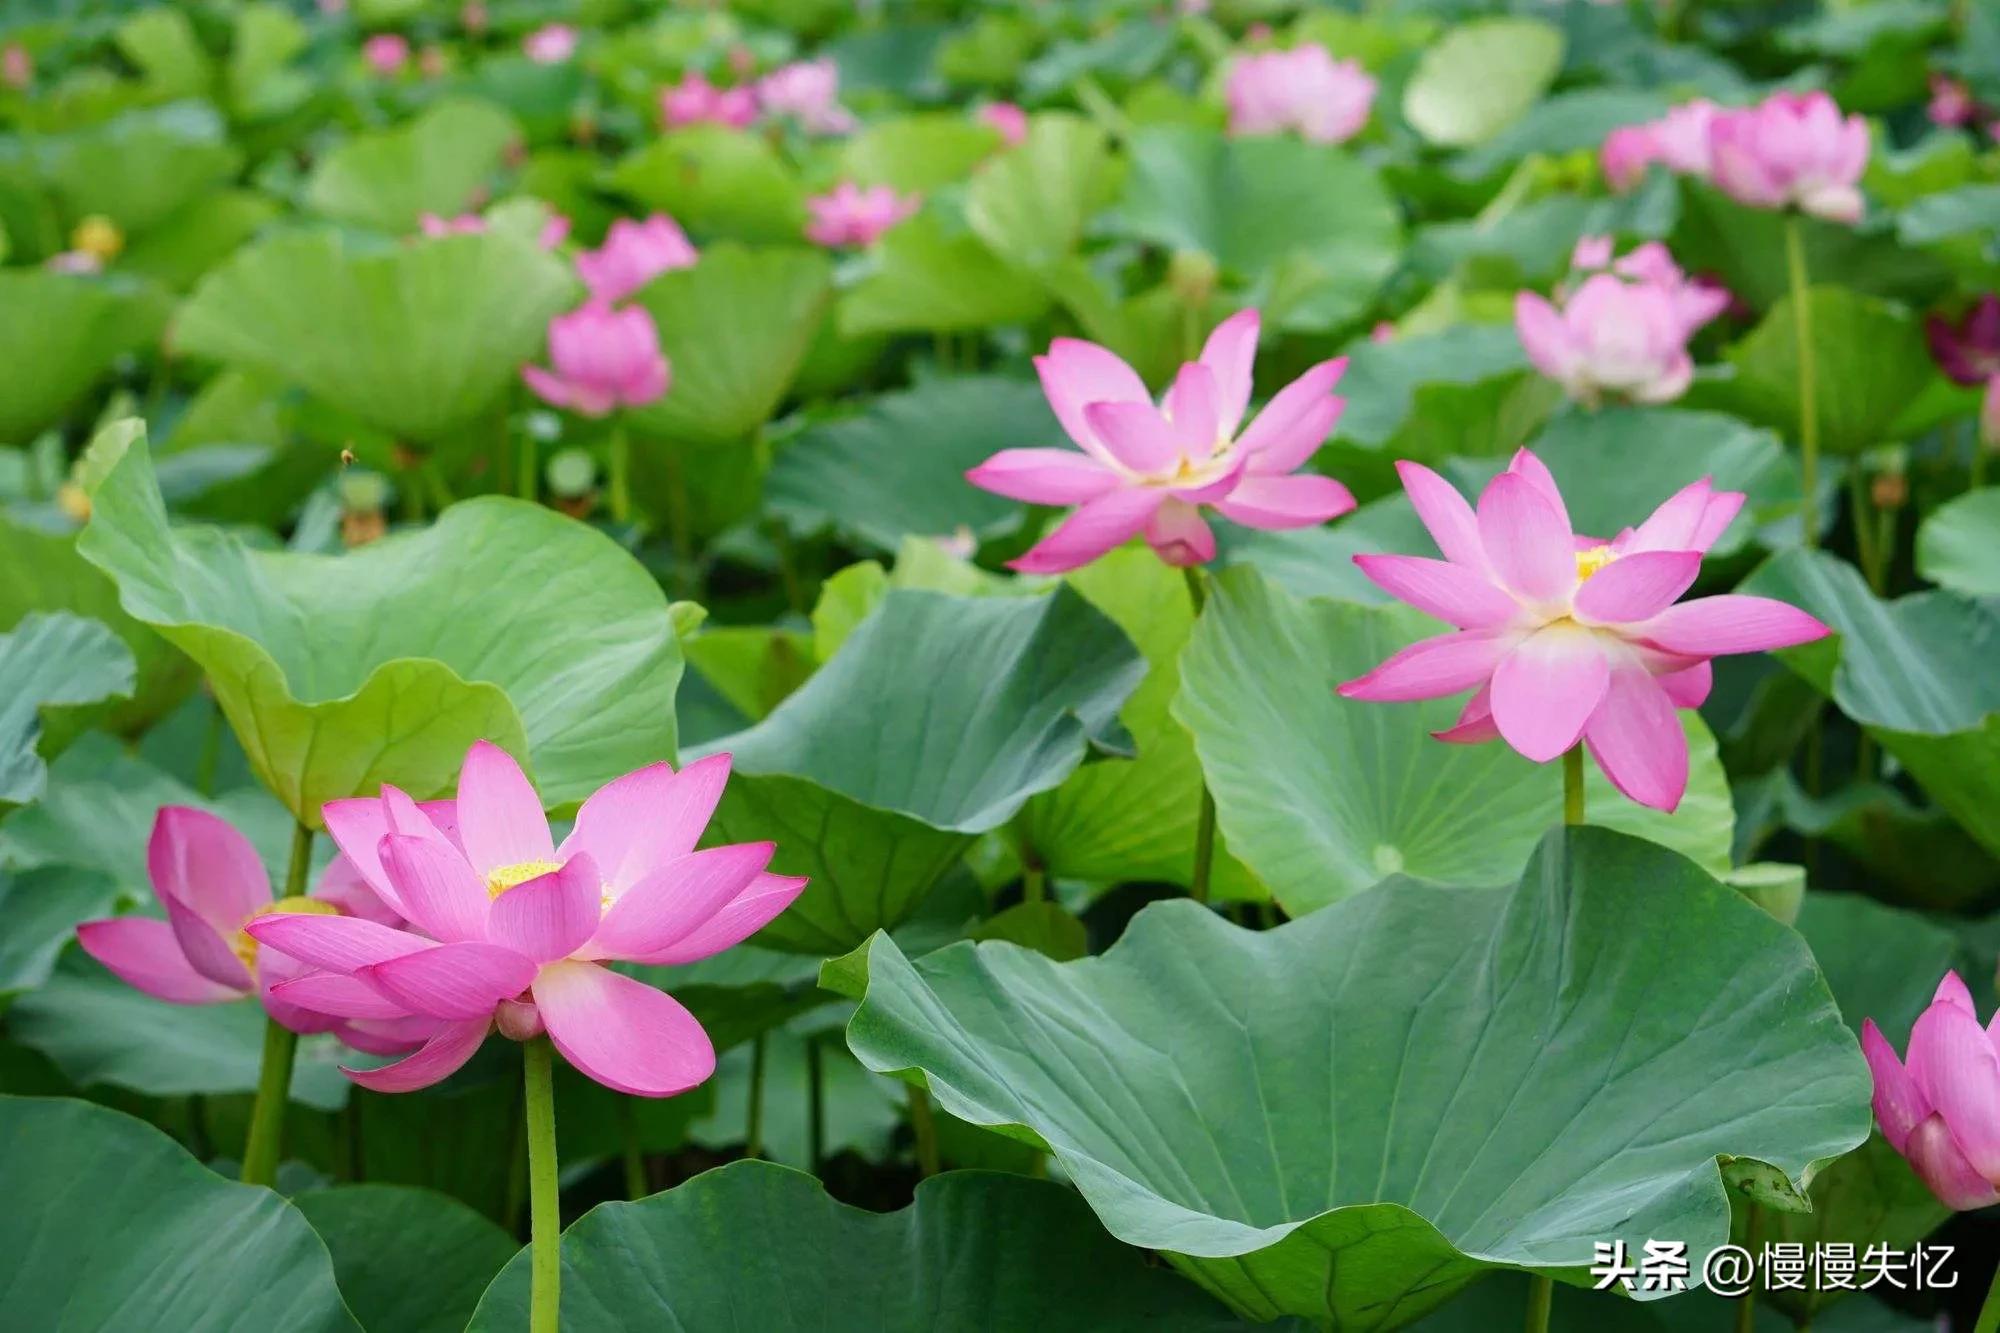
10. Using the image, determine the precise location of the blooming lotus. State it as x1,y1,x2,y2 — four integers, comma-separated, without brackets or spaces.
804,182,920,249
1601,99,1717,192
978,102,1028,147
362,33,409,77
1515,272,1698,407
1929,75,1976,128
660,72,757,130
1865,973,2000,1210
522,302,670,416
756,58,854,135
965,308,1355,573
523,23,576,64
1566,237,1731,339
77,807,431,1055
1225,44,1375,145
575,215,698,304
1337,451,1830,811
248,742,807,1095
1707,91,1868,224
1925,295,2000,386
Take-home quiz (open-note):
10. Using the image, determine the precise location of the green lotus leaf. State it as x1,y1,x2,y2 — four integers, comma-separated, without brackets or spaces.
1896,182,2000,245
836,113,1002,190
609,127,808,244
1446,88,1671,182
305,99,521,233
76,420,682,824
114,8,210,102
36,101,241,234
0,1097,357,1330
839,828,1870,1328
1114,126,1402,333
117,189,282,292
467,1160,1246,1331
965,112,1113,274
0,613,134,806
838,209,1050,336
1330,323,1536,463
0,270,166,443
1671,184,1950,309
174,226,577,444
1173,568,1734,915
1915,486,2000,597
686,1015,904,1167
0,864,119,999
1739,547,2000,859
765,375,1045,552
1403,18,1564,147
294,1185,520,1333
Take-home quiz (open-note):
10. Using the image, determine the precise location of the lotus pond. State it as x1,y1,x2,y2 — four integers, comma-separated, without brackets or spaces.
5,1,2000,1331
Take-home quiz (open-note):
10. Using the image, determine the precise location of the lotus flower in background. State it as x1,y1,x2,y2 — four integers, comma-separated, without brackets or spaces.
660,72,757,130
965,308,1355,573
522,303,671,416
247,742,808,1095
1929,75,1975,128
2,43,30,90
979,101,1029,147
523,23,577,64
1926,295,2000,385
1337,451,1830,811
1514,269,1700,408
77,808,432,1055
575,215,698,303
1707,91,1869,224
804,182,920,248
1601,100,1720,192
757,58,855,135
362,33,409,77
1865,973,2000,1209
1225,43,1376,145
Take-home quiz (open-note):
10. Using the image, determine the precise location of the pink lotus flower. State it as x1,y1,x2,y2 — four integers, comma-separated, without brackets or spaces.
2,43,30,91
1601,100,1718,191
1515,273,1699,406
1707,91,1868,224
965,309,1355,573
1337,452,1830,810
523,23,576,64
756,58,855,135
660,72,757,130
1925,295,2000,386
804,182,920,248
362,33,409,77
1865,973,2000,1210
1225,44,1376,145
1567,236,1731,337
522,303,671,416
979,102,1029,147
77,808,432,1056
247,742,807,1095
1929,75,1975,128
575,215,698,304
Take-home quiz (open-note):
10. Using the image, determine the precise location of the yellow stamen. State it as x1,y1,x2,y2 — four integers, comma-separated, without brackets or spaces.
1574,545,1617,581
234,896,340,972
487,859,563,899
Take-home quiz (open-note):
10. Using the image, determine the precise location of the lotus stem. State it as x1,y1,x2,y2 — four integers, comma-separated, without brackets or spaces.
806,1035,825,1175
618,1098,646,1199
524,1036,562,1333
907,1083,941,1178
1562,748,1585,827
1784,218,1819,549
1023,863,1046,904
1184,566,1218,904
518,429,537,503
608,417,631,525
1975,1251,2000,1333
745,1033,768,1160
1736,1202,1762,1333
1524,1274,1552,1333
240,822,313,1186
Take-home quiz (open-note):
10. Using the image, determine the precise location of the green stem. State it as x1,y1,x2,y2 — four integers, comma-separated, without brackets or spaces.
1022,863,1046,905
517,429,537,503
1562,748,1585,827
523,1037,562,1333
1183,566,1216,904
240,821,313,1186
744,1034,767,1160
1784,218,1820,549
806,1036,825,1176
1073,75,1129,142
1524,1274,1553,1333
1975,1256,2000,1333
618,1098,646,1200
608,416,630,525
1847,468,1880,591
906,1083,940,1178
1736,1203,1763,1333
195,700,222,797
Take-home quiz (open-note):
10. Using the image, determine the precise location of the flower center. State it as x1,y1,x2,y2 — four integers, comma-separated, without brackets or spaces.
487,859,564,899
1574,545,1618,581
233,896,340,972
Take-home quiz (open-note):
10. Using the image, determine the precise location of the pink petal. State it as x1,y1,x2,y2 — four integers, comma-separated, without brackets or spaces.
1938,972,1977,1011
1432,682,1502,744
630,872,809,965
1198,308,1260,438
1908,998,2000,1181
1083,401,1181,475
1211,474,1356,530
1906,1113,2000,1210
1504,449,1572,535
357,942,538,1021
149,807,269,932
585,842,774,962
1571,551,1702,624
1626,478,1719,552
322,797,405,914
1397,460,1487,571
161,895,254,990
1864,1018,1930,1155
1007,487,1164,575
76,917,244,1004
1581,664,1687,812
270,972,416,1020
245,913,430,973
488,854,603,963
379,834,490,943
1490,625,1609,763
1514,292,1576,383
1235,358,1347,474
1034,340,1152,464
521,365,579,412
1143,498,1216,567
558,754,732,897
1637,595,1831,657
342,1018,493,1094
1352,554,1519,629
1337,630,1511,703
337,1015,438,1057
534,960,715,1097
1657,660,1712,709
965,449,1120,505
1163,363,1221,459
1477,472,1575,605
456,741,554,877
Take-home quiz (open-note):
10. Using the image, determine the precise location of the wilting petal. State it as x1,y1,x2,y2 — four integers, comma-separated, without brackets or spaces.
1906,1113,2000,1210
149,807,269,932
1084,401,1181,476
1007,487,1163,575
1864,1019,1931,1154
1490,625,1609,763
1572,551,1702,625
246,912,430,973
488,855,603,963
1581,665,1687,812
1035,339,1151,462
77,917,243,1004
631,873,811,966
1477,472,1575,605
358,942,537,1021
1352,554,1519,629
1338,630,1510,703
1908,998,2000,1181
456,741,554,877
558,753,732,897
1143,499,1215,567
965,449,1119,505
1397,461,1486,571
1432,682,1501,745
379,834,489,943
586,843,774,962
342,1018,492,1094
1198,308,1260,438
1211,474,1355,530
271,972,417,1020
1637,595,1831,656
534,960,716,1097
1235,358,1346,474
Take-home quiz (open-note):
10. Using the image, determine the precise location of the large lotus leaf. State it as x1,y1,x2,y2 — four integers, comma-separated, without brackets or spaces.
0,864,119,999
687,1016,905,1167
836,113,1002,191
468,1160,1246,1331
1671,184,1951,309
965,113,1113,275
840,827,1870,1328
1173,567,1734,915
76,421,682,823
114,8,211,102
1445,88,1672,182
0,1097,357,1331
305,99,520,234
1331,323,1533,450
625,244,832,448
1740,548,2000,858
1114,127,1402,333
838,210,1050,336
0,271,165,443
173,226,577,444
608,127,808,244
764,375,1047,552
117,189,283,293
36,101,241,234
294,1186,519,1333
1403,18,1564,147
1915,487,2000,597
0,613,134,806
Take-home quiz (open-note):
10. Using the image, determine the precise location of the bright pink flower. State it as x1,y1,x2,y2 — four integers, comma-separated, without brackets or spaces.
249,742,808,1096
575,215,698,303
1515,274,1697,406
756,58,855,135
1337,452,1829,811
1567,236,1731,338
362,33,409,76
1225,44,1375,145
1602,100,1718,192
77,807,431,1054
1929,75,1974,128
2,43,30,90
1865,974,2000,1210
979,102,1029,147
966,309,1355,573
523,23,577,64
522,303,671,416
804,182,920,248
1707,91,1868,224
660,72,757,130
